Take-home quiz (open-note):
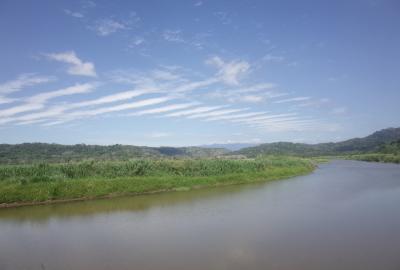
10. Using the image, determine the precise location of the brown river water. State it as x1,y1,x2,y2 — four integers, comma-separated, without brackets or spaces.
1,160,400,270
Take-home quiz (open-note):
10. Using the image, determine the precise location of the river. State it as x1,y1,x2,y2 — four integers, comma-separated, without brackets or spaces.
1,160,400,270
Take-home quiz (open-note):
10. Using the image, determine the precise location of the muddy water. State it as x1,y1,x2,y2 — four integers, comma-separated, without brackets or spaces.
1,160,400,270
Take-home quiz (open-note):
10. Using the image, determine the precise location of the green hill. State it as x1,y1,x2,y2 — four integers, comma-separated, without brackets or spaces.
235,128,400,157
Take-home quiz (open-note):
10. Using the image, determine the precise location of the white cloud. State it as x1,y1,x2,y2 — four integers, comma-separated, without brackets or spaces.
165,106,224,117
130,102,199,116
187,108,248,119
241,95,265,103
149,132,171,138
64,9,84,18
296,98,330,108
27,83,95,104
163,30,185,43
69,89,151,108
16,107,67,122
274,97,311,104
0,83,96,118
205,111,267,121
129,37,145,47
263,54,285,62
92,18,127,36
206,56,250,85
152,70,181,81
0,96,16,104
70,96,171,117
233,83,277,93
331,107,347,115
231,113,298,124
82,0,96,8
205,83,284,104
194,1,203,7
174,78,218,92
5,95,171,126
46,51,97,77
0,74,55,94
0,103,44,118
214,11,232,25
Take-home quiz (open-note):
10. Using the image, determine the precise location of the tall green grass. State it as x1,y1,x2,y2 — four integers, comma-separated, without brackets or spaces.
0,157,315,206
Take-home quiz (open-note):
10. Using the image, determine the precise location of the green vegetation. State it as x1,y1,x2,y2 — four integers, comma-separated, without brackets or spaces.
346,153,400,164
0,143,229,164
344,139,400,164
234,128,400,157
0,157,315,207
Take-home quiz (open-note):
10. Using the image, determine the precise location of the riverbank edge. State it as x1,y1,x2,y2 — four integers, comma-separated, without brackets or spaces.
0,163,316,209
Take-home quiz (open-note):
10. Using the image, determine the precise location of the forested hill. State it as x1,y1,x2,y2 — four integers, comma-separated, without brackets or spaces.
235,128,400,157
0,143,229,164
1,128,399,164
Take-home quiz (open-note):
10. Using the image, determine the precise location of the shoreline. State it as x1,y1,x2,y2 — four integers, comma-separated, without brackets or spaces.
0,162,315,209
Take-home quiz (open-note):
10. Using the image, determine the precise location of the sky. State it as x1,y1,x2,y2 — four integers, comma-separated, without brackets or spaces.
0,0,399,146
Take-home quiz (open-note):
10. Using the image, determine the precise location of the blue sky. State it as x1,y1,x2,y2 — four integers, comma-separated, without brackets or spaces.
0,0,399,146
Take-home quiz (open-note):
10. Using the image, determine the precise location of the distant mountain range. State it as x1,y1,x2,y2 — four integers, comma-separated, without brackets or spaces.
199,143,259,151
0,128,399,164
234,127,400,157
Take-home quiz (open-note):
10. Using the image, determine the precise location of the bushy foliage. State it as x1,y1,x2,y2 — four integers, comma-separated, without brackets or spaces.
0,157,312,183
0,143,229,164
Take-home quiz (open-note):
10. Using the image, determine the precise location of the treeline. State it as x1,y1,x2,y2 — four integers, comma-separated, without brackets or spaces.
0,143,229,164
234,128,400,157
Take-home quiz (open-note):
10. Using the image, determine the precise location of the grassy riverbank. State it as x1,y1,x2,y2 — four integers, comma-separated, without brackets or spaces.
346,153,400,164
0,157,315,207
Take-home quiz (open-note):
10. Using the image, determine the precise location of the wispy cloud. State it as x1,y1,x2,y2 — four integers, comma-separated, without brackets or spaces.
274,97,311,104
151,70,182,81
0,103,44,118
263,54,285,63
0,73,55,94
70,96,172,117
6,95,171,126
91,18,128,36
205,111,267,121
64,9,84,18
214,11,232,25
206,56,250,85
0,83,96,118
205,83,284,104
165,106,224,117
82,0,96,9
27,83,95,104
174,78,218,92
331,107,347,115
163,30,185,43
187,108,248,119
231,113,298,124
69,89,152,108
129,36,145,47
149,132,171,138
0,96,15,104
46,51,97,77
130,102,199,116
